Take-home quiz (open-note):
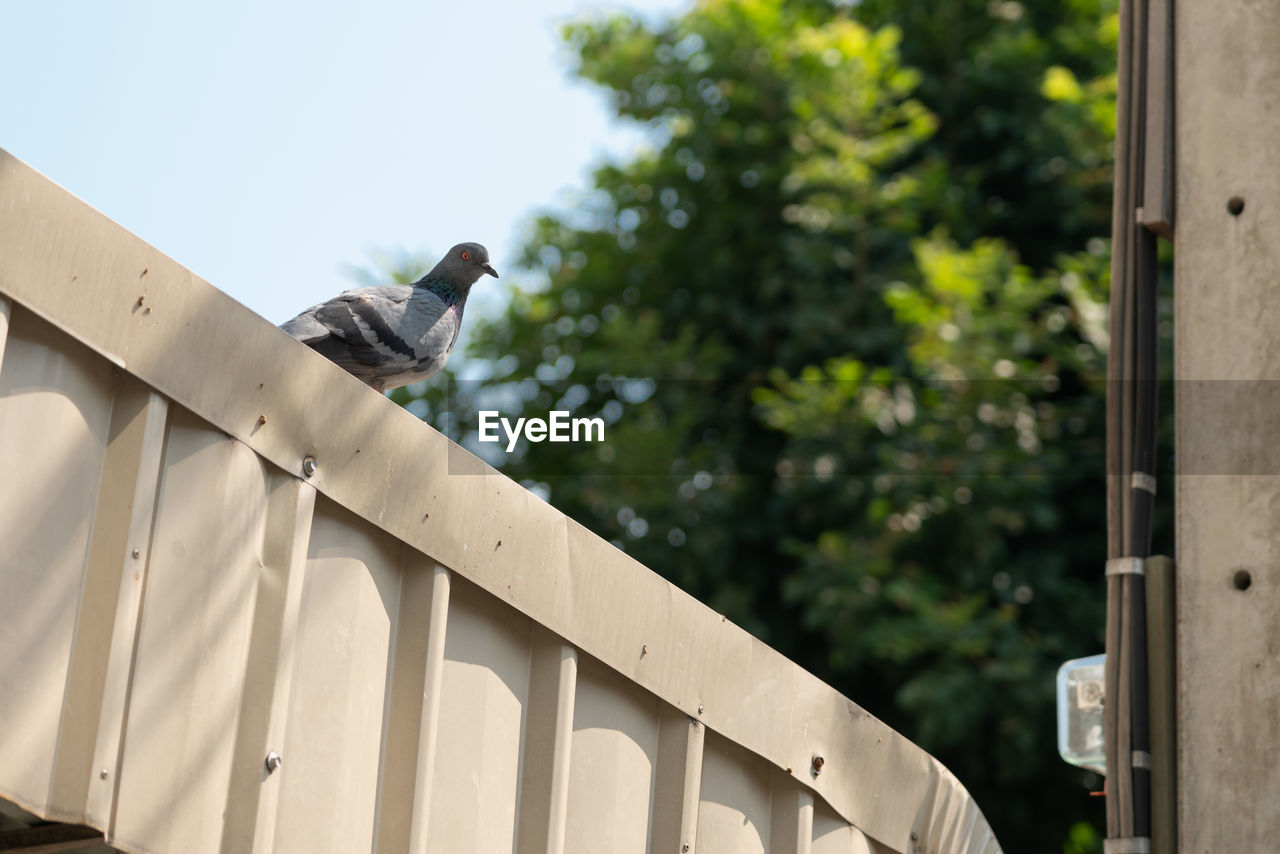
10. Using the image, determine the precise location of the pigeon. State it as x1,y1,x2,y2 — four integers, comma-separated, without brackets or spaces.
281,242,498,393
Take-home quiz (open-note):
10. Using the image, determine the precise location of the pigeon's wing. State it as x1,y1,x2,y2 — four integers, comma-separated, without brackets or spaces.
280,285,408,343
280,286,420,377
281,285,461,388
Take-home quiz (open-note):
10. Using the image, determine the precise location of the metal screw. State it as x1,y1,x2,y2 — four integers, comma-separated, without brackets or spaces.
681,844,689,853
265,751,283,774
100,769,109,780
811,755,825,775
301,456,318,478
697,704,704,715
132,548,140,559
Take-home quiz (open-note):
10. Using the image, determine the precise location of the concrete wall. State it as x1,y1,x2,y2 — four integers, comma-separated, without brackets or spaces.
1174,1,1280,850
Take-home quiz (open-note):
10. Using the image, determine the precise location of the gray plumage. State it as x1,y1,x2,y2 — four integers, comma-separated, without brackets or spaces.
281,242,498,392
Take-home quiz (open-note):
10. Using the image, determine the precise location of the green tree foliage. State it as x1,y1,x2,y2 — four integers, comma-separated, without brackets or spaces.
395,1,1136,849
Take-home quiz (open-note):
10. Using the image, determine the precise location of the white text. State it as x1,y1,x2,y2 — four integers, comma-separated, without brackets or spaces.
478,411,606,452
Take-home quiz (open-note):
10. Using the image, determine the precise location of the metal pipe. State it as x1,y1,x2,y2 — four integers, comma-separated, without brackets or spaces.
1107,0,1165,845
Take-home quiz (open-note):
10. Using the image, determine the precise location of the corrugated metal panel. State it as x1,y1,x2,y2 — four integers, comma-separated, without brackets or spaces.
0,148,1001,853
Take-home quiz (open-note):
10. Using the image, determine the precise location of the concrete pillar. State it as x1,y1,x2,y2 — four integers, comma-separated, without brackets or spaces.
1175,1,1280,850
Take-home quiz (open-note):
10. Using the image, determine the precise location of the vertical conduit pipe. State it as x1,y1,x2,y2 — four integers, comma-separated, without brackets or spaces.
1107,0,1167,847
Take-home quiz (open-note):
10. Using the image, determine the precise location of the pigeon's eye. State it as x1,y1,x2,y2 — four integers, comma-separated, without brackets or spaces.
461,251,471,261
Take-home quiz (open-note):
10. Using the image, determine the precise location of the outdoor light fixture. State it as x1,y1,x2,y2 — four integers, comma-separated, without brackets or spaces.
1057,653,1106,774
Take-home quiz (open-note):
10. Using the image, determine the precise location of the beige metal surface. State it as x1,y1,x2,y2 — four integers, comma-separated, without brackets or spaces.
0,148,999,853
1174,0,1280,849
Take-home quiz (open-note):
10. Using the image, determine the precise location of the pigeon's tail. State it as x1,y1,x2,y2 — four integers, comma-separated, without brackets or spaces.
280,310,379,385
279,312,329,344
301,333,384,386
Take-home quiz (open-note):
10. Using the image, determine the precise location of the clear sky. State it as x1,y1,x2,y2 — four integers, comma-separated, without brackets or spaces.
1,0,686,326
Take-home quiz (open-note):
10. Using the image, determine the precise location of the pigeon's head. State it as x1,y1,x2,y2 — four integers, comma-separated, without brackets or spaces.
438,242,499,285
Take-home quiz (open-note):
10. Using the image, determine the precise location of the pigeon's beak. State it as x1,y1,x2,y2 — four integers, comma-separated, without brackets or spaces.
481,262,499,279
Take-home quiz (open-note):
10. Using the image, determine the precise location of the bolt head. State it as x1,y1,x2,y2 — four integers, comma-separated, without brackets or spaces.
301,456,318,477
132,548,141,559
100,769,109,780
265,751,283,774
